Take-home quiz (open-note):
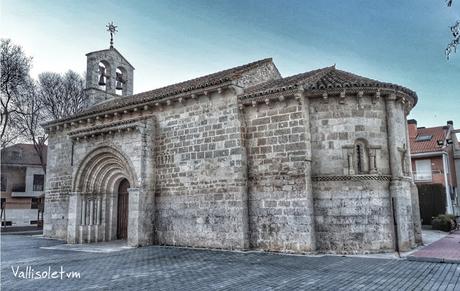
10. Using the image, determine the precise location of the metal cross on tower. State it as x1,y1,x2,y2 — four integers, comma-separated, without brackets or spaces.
106,21,118,48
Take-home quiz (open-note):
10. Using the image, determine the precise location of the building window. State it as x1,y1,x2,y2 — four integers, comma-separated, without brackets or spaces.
0,175,6,192
415,135,432,142
12,183,25,192
31,198,39,209
33,175,44,191
415,159,432,181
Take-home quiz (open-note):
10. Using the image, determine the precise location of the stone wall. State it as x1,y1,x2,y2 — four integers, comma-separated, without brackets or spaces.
43,130,73,239
244,98,315,252
154,90,249,249
308,95,395,252
313,179,393,253
309,95,389,176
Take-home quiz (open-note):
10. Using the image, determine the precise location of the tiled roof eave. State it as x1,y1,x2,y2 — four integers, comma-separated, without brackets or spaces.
238,88,299,104
239,85,417,107
305,86,417,102
42,80,235,128
411,148,447,154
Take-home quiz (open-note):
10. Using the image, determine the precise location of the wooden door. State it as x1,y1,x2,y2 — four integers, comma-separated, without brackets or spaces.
117,179,130,239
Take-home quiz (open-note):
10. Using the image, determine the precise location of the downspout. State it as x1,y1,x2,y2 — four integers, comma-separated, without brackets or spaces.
442,153,454,214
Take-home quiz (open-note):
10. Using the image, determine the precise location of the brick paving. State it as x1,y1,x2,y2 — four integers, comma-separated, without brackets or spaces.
408,230,460,264
1,235,460,291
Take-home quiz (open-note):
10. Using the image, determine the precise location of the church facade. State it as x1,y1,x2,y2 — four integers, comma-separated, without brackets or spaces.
43,45,422,254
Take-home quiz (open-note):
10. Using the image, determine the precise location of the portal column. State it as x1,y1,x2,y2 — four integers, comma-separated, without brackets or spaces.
66,192,82,244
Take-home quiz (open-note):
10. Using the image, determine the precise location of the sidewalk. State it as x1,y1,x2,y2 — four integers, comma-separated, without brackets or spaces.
407,230,460,263
0,226,43,235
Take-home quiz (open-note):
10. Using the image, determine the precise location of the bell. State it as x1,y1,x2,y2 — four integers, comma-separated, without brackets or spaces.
98,65,106,86
98,74,106,86
116,72,123,90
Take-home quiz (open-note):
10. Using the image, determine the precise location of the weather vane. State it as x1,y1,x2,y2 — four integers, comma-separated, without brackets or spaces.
106,21,118,48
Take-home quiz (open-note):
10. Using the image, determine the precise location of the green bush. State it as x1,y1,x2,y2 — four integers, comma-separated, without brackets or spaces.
431,214,457,232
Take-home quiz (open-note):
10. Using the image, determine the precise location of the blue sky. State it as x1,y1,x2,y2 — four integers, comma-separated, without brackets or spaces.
1,0,459,127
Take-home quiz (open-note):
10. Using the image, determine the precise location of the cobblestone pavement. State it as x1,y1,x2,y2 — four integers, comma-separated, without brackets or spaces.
1,235,460,291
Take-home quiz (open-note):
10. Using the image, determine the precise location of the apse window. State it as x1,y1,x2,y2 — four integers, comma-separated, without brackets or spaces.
415,135,432,142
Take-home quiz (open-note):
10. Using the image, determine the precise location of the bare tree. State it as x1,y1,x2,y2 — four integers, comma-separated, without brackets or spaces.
13,79,48,173
0,39,32,147
38,70,87,120
446,1,460,58
2,39,87,170
14,71,87,173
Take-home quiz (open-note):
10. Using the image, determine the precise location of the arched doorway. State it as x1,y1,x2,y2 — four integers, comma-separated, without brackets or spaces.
69,146,138,244
117,179,130,239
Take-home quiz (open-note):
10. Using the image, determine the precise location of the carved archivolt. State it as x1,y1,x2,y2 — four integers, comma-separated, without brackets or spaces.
72,145,137,194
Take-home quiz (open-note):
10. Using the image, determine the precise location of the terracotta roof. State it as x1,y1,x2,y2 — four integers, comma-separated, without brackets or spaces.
44,59,418,127
241,66,418,104
240,66,334,99
47,58,273,124
1,144,47,166
410,126,448,154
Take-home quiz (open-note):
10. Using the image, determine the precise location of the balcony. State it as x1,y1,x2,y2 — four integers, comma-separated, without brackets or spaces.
413,170,442,182
11,183,44,198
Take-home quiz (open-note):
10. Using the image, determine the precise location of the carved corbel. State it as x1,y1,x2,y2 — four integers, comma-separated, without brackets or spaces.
322,92,328,103
357,91,364,109
339,90,346,104
203,90,210,101
278,95,287,106
372,90,381,105
294,92,303,105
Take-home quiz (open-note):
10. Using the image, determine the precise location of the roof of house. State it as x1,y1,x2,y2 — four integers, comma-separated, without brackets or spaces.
410,126,449,154
1,144,47,166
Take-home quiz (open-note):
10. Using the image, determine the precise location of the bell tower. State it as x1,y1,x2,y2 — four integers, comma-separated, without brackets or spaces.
85,22,134,106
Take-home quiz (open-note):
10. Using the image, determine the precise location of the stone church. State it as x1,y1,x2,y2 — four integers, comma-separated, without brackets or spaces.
43,41,422,254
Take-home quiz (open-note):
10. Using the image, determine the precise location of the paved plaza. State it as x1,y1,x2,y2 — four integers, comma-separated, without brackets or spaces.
1,234,460,290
